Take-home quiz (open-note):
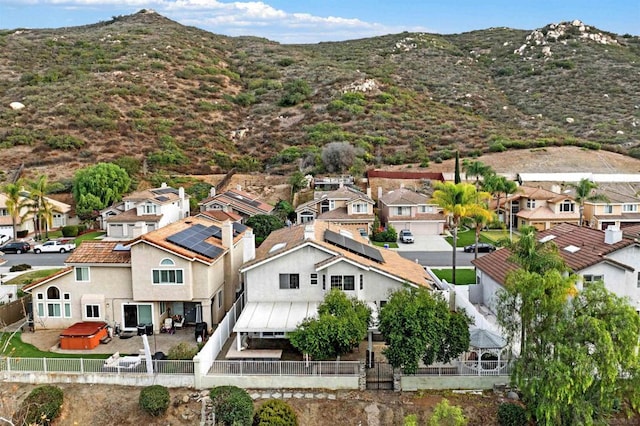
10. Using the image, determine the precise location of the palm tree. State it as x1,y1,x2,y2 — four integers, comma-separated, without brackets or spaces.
483,174,519,225
567,178,609,227
466,198,496,259
508,225,567,275
39,198,60,240
25,175,59,240
462,160,491,190
431,182,482,284
2,180,27,240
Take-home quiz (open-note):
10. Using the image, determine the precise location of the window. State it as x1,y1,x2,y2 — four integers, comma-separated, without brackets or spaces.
559,200,574,212
637,272,640,288
37,303,44,317
47,287,60,299
603,205,613,214
47,303,61,317
63,293,71,318
583,274,604,286
310,273,318,285
360,275,364,290
623,204,638,212
160,302,167,314
144,204,157,214
160,258,175,266
395,207,409,216
37,293,44,300
526,199,536,209
322,274,326,290
352,203,367,213
330,275,355,291
152,269,184,284
85,305,100,318
279,274,300,289
75,267,90,282
419,205,434,213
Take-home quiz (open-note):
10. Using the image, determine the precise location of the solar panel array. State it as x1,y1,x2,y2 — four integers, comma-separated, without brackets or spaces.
153,187,178,195
156,196,169,202
227,191,262,208
166,224,224,259
324,229,384,263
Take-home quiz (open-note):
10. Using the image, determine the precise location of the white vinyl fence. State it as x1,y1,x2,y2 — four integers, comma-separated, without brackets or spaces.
208,360,360,376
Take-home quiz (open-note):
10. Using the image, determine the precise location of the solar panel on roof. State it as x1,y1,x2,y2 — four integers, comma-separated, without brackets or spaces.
324,229,384,263
166,224,224,259
156,196,169,202
153,187,178,195
233,222,248,234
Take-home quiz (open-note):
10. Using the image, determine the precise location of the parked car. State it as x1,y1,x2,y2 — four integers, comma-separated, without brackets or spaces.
0,241,31,254
399,229,415,243
0,234,10,245
463,242,496,253
33,239,76,254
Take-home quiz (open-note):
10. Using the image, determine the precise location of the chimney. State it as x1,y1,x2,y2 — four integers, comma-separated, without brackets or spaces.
242,228,256,262
377,186,382,200
161,182,167,188
236,184,242,191
178,187,187,218
210,187,216,197
551,184,561,194
400,183,404,189
366,187,372,198
222,220,234,249
604,226,623,245
304,224,315,240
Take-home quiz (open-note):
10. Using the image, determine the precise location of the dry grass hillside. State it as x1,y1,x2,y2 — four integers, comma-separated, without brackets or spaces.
0,10,639,185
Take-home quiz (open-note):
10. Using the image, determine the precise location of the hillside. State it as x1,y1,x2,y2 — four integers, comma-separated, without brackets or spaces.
1,10,639,183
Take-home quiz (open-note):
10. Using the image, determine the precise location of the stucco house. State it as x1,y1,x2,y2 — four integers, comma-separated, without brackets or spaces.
471,223,640,314
581,183,640,230
498,186,579,231
295,186,375,236
0,192,72,239
199,188,273,223
378,187,445,235
234,220,434,349
23,215,255,333
100,183,190,239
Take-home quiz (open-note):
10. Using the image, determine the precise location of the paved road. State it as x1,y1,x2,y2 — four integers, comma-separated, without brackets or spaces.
0,251,70,268
399,250,489,267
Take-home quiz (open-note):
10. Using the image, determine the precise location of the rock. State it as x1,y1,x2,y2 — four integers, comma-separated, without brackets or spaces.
566,117,575,123
507,391,520,400
9,102,25,110
182,395,190,403
616,130,625,135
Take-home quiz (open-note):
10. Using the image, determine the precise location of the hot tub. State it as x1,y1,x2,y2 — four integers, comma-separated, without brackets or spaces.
59,321,108,350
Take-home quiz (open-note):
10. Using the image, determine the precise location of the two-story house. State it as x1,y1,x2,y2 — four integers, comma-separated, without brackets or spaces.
581,183,640,230
378,187,445,235
295,186,375,236
199,188,273,223
234,220,434,349
101,183,190,239
471,224,640,314
23,215,255,333
500,186,579,231
0,192,72,239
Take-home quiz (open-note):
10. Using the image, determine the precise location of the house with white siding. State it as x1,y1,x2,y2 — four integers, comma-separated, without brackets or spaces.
378,187,445,236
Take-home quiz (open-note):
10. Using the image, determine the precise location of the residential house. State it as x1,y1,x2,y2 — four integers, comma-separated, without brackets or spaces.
499,186,579,231
23,215,255,333
581,183,640,230
471,223,640,314
295,186,375,236
101,183,190,239
0,192,72,239
378,187,445,235
199,188,273,223
235,220,434,349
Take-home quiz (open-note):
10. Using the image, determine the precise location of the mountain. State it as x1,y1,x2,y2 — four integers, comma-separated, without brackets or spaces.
1,10,639,182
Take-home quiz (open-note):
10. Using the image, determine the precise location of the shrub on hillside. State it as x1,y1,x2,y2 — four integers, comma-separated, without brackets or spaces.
13,385,64,426
253,399,298,426
428,399,467,426
497,403,527,426
61,225,79,237
139,385,170,416
209,386,253,426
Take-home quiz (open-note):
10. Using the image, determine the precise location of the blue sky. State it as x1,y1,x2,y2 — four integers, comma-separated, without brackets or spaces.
1,0,638,44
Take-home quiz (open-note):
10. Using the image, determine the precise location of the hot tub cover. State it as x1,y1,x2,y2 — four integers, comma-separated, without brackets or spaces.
60,321,107,337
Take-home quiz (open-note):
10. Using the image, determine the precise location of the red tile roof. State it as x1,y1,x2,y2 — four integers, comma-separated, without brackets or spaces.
65,241,132,264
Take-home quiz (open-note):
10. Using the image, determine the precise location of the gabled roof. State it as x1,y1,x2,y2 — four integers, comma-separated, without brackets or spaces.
379,187,430,206
199,189,273,215
514,186,569,201
242,220,433,289
196,210,243,223
104,208,162,223
123,184,186,205
316,207,374,221
65,241,132,264
472,223,637,284
296,186,374,212
22,267,73,292
516,206,578,221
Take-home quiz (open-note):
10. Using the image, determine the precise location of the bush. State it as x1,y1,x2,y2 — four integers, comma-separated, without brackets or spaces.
61,225,79,237
13,385,64,426
428,399,467,426
253,399,298,426
403,414,419,426
10,264,32,272
167,342,199,360
139,385,170,417
209,386,253,426
497,403,527,426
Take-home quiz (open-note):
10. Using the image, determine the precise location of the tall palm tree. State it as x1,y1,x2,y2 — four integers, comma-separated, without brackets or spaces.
2,180,27,240
25,175,59,240
431,182,482,284
462,160,491,190
567,178,609,227
466,198,495,260
483,174,519,225
39,198,60,240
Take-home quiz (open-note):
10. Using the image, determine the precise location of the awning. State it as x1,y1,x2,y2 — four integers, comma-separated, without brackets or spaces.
234,302,319,333
81,294,105,305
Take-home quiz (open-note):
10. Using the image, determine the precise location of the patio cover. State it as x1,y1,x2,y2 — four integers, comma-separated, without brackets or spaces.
469,327,507,349
234,302,320,333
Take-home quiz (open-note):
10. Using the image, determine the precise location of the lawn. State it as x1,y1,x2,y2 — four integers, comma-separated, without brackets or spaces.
372,241,399,248
38,230,105,247
445,229,517,247
431,268,477,285
0,332,109,359
4,268,63,286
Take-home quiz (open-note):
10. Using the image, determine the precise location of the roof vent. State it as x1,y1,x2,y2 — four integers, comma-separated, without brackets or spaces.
539,235,556,243
563,245,580,253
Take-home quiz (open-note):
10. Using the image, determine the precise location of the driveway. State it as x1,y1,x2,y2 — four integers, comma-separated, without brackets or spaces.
395,234,452,252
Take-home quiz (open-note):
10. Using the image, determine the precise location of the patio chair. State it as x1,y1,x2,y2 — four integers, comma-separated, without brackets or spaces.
173,315,185,330
161,318,174,334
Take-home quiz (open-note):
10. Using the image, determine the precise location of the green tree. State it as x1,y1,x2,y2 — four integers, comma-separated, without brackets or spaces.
273,199,295,222
245,214,283,240
431,182,485,284
508,226,567,275
25,175,62,240
73,162,131,220
482,174,518,223
465,195,495,259
289,289,371,360
454,151,461,184
428,399,468,426
462,160,491,190
378,287,471,374
279,79,312,106
2,180,28,240
209,386,253,426
288,171,307,198
567,178,609,226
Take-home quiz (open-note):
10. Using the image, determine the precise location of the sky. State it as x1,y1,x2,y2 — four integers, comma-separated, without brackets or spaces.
1,0,638,44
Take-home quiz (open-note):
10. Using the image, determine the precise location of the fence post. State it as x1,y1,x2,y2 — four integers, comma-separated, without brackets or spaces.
43,358,47,373
7,357,10,373
80,358,84,374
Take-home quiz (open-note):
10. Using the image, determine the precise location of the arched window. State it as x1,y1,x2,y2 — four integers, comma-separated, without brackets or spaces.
160,258,175,266
47,286,60,300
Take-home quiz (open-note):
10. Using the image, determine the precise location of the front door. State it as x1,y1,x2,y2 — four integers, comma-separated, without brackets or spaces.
123,304,153,328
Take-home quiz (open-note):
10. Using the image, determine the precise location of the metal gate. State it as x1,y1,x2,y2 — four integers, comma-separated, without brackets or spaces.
366,361,394,390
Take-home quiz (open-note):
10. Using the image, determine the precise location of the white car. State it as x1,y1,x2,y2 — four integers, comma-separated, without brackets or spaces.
0,234,10,245
33,240,76,254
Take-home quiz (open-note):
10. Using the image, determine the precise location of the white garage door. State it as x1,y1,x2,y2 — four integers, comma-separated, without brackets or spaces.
0,226,14,240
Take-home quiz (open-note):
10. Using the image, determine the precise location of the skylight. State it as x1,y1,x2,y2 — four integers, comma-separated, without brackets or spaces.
539,235,556,243
563,245,580,253
269,242,287,253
